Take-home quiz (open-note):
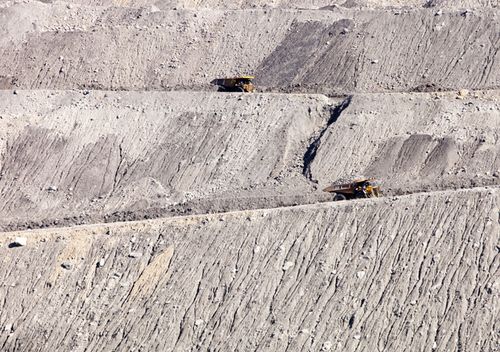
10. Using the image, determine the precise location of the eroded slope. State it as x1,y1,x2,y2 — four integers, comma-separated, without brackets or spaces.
8,0,497,9
0,187,498,351
256,9,500,93
1,90,499,230
0,2,498,92
0,90,332,229
309,91,500,194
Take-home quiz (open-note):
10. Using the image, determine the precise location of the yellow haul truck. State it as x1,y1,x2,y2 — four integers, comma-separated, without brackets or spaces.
211,76,256,92
323,178,381,201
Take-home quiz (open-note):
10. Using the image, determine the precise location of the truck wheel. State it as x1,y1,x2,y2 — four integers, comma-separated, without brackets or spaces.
333,193,347,201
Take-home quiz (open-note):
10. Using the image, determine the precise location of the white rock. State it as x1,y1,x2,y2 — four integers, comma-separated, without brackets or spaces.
195,319,204,326
129,252,142,258
458,89,469,97
282,261,294,271
356,271,366,279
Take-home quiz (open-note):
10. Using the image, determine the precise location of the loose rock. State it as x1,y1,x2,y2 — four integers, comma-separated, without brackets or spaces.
322,341,333,351
12,237,27,247
458,89,469,98
61,262,72,270
282,261,294,271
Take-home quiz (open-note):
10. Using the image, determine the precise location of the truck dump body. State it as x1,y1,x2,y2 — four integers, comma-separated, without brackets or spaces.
323,179,381,199
323,182,358,194
211,76,256,92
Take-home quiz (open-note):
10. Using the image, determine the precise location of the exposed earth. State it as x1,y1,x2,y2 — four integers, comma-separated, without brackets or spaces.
0,0,499,351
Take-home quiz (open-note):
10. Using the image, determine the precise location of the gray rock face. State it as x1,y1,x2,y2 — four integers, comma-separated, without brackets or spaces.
7,0,496,9
0,188,497,351
0,1,498,351
0,90,328,229
309,92,500,194
0,3,498,92
1,90,499,230
256,10,500,93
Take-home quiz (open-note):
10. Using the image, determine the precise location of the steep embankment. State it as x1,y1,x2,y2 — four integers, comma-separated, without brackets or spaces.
0,1,499,351
0,187,498,351
1,90,499,230
309,91,500,194
10,0,498,9
256,8,500,93
0,90,331,229
0,2,498,92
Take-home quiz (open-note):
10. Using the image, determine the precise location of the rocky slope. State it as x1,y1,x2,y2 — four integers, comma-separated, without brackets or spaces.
0,187,498,351
7,0,497,9
0,2,498,92
309,90,500,194
0,0,499,351
1,90,499,230
0,90,330,229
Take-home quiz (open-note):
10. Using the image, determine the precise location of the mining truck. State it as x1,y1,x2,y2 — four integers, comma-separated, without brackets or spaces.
211,76,256,92
323,178,381,201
